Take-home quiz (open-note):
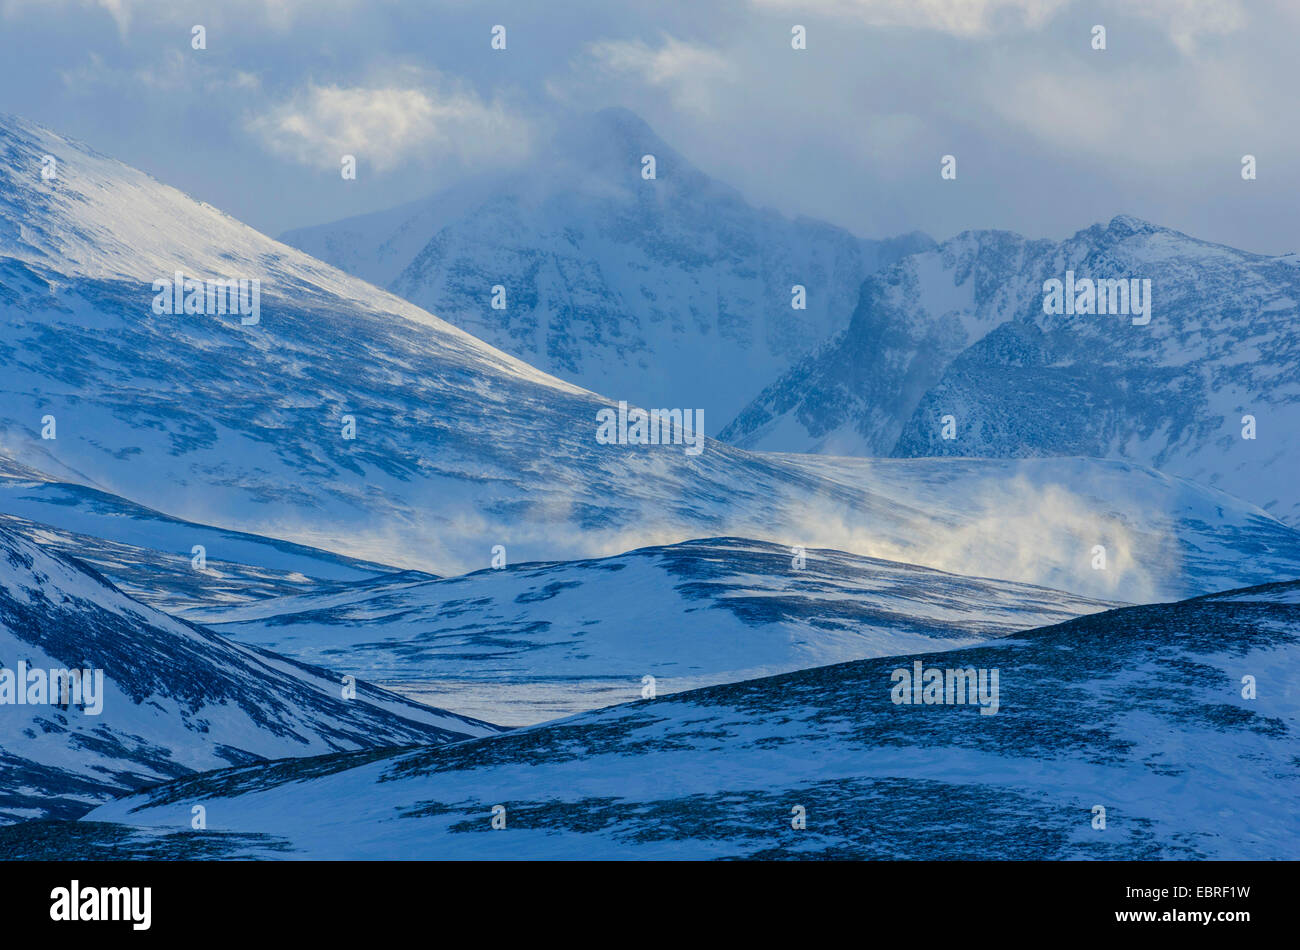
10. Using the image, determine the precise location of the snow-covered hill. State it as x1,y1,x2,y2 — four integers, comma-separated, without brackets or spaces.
202,537,1117,725
0,455,412,616
49,579,1300,859
282,108,934,424
723,217,1300,525
0,526,499,825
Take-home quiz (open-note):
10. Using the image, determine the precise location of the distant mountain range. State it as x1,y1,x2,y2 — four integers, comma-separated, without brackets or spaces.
723,217,1300,526
287,112,1300,530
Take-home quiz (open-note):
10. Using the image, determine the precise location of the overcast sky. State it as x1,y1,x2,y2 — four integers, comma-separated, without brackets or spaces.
1,0,1293,253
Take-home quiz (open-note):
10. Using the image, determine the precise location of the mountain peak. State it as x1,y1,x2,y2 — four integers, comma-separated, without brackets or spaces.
588,106,661,144
1105,213,1159,236
553,107,702,188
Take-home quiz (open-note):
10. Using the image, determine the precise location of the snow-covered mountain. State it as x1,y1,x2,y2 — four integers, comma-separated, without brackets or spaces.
0,525,499,825
48,578,1300,859
2,115,1299,606
202,537,1117,725
1,110,1297,861
282,108,934,424
722,217,1300,526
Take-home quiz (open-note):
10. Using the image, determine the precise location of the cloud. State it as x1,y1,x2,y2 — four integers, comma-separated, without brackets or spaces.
2,0,360,34
1121,0,1247,54
8,0,1299,250
982,23,1267,170
59,48,261,98
747,0,1068,36
246,74,531,173
748,0,1247,50
583,34,737,115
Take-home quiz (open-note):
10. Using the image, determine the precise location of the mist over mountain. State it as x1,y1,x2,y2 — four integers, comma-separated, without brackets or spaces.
283,108,934,425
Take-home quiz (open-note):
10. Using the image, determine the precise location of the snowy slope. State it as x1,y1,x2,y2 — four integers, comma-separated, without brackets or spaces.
723,217,1300,526
2,114,1299,604
283,108,934,424
0,455,411,616
201,537,1117,725
55,580,1300,860
0,526,499,825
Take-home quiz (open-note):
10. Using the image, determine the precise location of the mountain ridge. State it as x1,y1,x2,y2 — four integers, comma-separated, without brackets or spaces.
722,214,1300,525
